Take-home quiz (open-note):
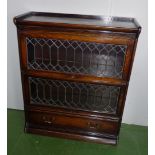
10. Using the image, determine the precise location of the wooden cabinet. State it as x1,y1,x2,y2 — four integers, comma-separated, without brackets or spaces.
14,12,141,145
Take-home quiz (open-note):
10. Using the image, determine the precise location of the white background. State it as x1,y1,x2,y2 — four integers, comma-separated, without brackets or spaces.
7,0,148,126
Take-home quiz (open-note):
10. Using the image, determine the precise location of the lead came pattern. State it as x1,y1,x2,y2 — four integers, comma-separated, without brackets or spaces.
26,37,127,78
29,77,120,114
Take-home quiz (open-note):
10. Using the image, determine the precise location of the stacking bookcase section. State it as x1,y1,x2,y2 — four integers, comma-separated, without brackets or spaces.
14,12,141,145
26,37,127,79
29,77,121,114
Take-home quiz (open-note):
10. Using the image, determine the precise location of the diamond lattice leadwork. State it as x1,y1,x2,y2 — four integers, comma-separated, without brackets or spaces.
29,77,120,114
26,37,127,78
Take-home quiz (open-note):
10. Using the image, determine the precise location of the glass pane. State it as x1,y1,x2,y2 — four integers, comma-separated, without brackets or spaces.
29,77,120,114
26,37,127,78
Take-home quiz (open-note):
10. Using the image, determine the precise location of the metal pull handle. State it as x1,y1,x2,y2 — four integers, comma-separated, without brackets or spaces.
87,122,100,129
42,116,55,124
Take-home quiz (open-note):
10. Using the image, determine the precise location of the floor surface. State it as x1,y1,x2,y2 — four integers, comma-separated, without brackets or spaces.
7,109,148,155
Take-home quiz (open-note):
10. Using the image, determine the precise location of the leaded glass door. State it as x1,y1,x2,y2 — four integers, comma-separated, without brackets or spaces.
19,29,133,116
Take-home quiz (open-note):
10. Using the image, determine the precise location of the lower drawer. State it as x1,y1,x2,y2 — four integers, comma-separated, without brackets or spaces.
26,111,119,135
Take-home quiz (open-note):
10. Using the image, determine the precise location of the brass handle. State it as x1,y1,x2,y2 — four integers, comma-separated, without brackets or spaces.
42,116,55,124
87,122,100,129
44,120,52,124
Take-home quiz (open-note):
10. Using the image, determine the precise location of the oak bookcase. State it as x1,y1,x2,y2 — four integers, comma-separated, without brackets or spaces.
14,12,141,145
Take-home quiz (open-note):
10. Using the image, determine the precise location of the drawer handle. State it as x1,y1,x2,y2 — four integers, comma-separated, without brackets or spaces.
87,122,100,129
42,116,55,124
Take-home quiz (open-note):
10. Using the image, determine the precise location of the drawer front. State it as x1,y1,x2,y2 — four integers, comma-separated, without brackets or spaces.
26,37,127,79
29,77,121,114
26,111,119,134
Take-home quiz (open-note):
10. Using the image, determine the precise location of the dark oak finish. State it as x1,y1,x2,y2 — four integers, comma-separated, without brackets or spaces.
14,12,141,145
14,11,141,33
26,111,119,134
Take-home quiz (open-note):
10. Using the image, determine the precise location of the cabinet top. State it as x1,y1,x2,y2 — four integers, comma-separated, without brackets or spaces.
14,11,141,34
